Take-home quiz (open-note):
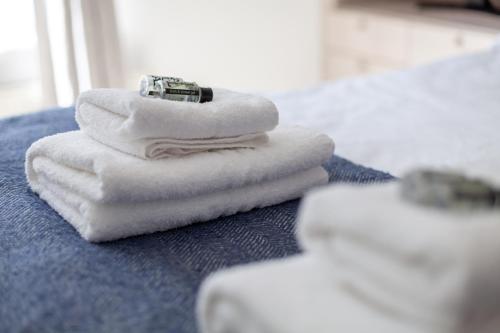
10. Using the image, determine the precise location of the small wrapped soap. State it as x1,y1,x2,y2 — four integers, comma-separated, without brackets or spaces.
401,170,499,210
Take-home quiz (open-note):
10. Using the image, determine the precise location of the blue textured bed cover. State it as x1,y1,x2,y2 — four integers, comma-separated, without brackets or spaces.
0,108,393,333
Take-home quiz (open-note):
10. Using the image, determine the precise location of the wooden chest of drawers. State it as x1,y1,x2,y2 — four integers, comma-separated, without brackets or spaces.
325,0,500,80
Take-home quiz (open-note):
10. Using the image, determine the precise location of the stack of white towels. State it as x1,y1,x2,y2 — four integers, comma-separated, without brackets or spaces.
26,88,334,242
198,182,500,333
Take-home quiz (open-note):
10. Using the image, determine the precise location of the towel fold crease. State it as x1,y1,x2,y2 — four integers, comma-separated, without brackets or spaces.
26,127,334,241
298,183,500,333
76,88,279,159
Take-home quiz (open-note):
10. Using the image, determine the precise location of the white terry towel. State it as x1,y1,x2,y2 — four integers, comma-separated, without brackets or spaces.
26,127,334,241
197,254,422,333
35,166,327,242
298,183,500,333
27,127,333,203
76,88,279,159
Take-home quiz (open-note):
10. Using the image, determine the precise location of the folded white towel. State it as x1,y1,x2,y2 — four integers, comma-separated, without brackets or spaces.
78,102,269,159
35,166,327,242
26,127,334,241
76,88,279,158
27,127,333,203
298,183,500,333
197,254,422,333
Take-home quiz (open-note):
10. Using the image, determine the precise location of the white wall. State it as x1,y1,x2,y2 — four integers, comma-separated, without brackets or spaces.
114,0,323,91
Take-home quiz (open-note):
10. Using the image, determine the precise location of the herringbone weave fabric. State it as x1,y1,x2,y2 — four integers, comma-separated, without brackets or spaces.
0,108,393,333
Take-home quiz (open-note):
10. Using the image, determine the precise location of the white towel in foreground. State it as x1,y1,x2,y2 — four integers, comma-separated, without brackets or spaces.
26,127,334,241
35,166,327,242
197,255,422,333
298,183,500,333
76,88,279,159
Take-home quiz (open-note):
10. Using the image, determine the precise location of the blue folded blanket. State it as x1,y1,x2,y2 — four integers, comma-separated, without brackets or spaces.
0,108,393,333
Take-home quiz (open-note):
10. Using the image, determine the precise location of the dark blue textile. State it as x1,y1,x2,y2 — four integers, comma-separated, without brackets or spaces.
0,108,394,333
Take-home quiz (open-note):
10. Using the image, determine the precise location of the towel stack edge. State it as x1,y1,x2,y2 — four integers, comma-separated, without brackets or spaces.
195,182,500,333
26,88,334,242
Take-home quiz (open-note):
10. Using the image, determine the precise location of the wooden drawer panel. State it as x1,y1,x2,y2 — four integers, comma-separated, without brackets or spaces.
328,10,410,63
462,30,497,52
326,51,397,80
409,23,497,65
326,56,364,79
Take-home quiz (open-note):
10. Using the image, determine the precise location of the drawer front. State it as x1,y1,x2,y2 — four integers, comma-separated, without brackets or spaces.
326,55,364,80
409,23,497,65
326,51,399,80
462,30,497,52
328,10,410,63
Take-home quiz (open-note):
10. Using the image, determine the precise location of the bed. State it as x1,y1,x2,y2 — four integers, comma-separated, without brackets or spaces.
0,108,392,333
274,45,500,182
2,47,500,333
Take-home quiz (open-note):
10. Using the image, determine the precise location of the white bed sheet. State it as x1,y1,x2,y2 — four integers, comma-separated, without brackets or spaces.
271,44,500,184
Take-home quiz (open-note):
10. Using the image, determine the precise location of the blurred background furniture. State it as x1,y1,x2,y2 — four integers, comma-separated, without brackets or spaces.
1,0,500,117
325,0,500,79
